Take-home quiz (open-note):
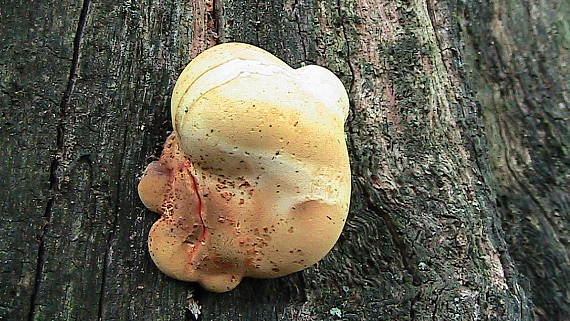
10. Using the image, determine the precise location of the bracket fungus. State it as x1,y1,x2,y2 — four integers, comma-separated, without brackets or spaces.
138,43,351,292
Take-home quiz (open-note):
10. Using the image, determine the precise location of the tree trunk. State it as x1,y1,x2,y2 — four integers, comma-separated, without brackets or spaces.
1,0,567,320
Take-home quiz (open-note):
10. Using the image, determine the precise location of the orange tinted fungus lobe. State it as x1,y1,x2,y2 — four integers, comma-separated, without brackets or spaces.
138,43,351,292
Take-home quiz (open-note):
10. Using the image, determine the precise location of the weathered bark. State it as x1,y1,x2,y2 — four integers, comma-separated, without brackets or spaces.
0,0,567,321
460,1,570,320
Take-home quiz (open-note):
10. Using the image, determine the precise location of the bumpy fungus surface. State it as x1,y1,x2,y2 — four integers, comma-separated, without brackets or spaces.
138,43,351,292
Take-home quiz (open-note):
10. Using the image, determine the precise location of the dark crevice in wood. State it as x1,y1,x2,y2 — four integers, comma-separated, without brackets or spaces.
431,285,446,320
27,1,92,320
409,289,419,321
292,0,307,64
425,0,451,78
27,197,53,321
372,199,419,287
59,0,92,126
211,0,221,44
357,179,420,288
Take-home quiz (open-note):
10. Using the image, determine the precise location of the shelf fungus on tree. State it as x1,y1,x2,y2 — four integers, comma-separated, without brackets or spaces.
138,42,351,292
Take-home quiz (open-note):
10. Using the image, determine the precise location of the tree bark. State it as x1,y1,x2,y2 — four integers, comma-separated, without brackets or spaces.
460,2,570,320
1,0,567,320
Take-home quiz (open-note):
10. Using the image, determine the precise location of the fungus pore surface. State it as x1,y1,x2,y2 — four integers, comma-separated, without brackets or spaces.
138,43,351,292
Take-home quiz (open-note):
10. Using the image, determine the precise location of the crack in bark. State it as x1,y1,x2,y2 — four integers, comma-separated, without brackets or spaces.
212,0,221,42
431,285,447,320
366,193,420,286
60,0,92,127
409,288,421,321
27,1,92,320
292,0,308,64
27,196,53,321
425,0,452,78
